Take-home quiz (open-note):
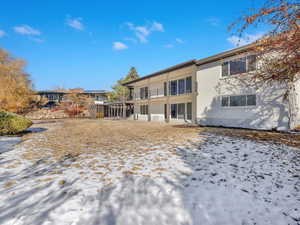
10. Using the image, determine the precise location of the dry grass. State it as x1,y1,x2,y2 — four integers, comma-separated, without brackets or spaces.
20,119,299,165
201,127,300,148
21,119,201,161
4,181,16,188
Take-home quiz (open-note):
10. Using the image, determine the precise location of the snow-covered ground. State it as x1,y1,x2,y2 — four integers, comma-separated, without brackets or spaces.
0,133,300,225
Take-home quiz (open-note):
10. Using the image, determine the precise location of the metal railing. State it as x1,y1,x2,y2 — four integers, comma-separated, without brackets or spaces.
133,88,166,100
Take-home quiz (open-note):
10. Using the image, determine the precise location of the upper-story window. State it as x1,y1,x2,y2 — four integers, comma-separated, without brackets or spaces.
170,80,178,96
178,79,185,94
222,55,256,77
169,76,192,96
140,87,148,99
186,76,192,93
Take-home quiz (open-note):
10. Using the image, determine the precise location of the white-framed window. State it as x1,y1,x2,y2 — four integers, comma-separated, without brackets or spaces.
222,55,256,77
221,94,256,107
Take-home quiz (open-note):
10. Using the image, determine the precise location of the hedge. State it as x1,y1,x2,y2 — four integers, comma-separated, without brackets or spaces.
0,110,32,135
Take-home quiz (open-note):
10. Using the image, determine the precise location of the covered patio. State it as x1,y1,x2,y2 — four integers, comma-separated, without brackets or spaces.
104,102,134,118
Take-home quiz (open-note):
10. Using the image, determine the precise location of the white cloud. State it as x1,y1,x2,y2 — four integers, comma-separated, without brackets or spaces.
125,21,164,43
113,42,128,50
0,30,6,38
206,17,220,27
135,32,148,43
151,22,164,32
14,25,41,35
135,26,150,36
227,32,264,47
66,17,84,31
175,38,184,44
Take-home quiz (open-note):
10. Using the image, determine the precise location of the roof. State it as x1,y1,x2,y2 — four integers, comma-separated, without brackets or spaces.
196,43,255,66
123,60,197,86
83,90,109,94
37,90,109,94
37,90,67,94
123,44,255,86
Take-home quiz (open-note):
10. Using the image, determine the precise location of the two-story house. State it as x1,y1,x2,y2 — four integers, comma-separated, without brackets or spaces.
125,60,197,123
124,44,300,130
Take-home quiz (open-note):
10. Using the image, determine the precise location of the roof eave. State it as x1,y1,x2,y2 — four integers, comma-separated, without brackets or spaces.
196,43,256,66
123,60,196,86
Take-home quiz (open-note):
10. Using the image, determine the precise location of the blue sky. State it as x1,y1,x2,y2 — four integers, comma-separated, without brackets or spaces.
0,0,265,91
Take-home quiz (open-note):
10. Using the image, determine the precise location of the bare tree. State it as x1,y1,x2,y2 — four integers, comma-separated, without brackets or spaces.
230,0,300,128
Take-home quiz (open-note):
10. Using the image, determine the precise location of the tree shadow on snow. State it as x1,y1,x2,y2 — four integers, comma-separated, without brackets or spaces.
0,155,79,225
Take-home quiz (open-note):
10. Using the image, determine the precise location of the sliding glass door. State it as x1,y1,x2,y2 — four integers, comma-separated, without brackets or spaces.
170,103,192,120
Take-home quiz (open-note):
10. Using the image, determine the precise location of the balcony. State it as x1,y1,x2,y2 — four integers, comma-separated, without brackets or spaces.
133,88,165,100
133,87,193,101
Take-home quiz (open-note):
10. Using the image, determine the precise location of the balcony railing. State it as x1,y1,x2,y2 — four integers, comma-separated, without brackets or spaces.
132,87,194,100
133,88,165,100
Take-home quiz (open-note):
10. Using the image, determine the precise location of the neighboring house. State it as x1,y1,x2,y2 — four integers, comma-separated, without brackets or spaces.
37,91,66,104
37,89,109,105
124,44,300,130
81,90,109,104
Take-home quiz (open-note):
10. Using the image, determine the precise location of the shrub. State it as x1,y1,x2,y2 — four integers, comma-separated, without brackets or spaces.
63,105,86,118
0,110,32,135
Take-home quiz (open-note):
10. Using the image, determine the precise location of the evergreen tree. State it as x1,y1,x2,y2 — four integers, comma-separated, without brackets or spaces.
108,67,139,102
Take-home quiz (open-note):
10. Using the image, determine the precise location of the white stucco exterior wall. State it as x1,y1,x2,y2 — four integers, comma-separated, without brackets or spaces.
293,79,300,128
196,59,290,131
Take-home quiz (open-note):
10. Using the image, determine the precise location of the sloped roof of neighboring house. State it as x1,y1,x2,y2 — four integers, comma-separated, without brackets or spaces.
37,90,67,94
123,60,197,86
83,90,109,94
196,43,255,66
37,90,110,94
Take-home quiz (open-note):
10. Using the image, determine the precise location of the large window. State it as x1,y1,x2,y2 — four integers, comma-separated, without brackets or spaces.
178,79,185,94
230,57,246,75
171,104,177,118
186,77,192,93
169,76,192,96
170,103,192,120
170,80,177,96
221,95,256,107
230,95,246,107
140,87,148,99
140,105,149,115
222,55,257,77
